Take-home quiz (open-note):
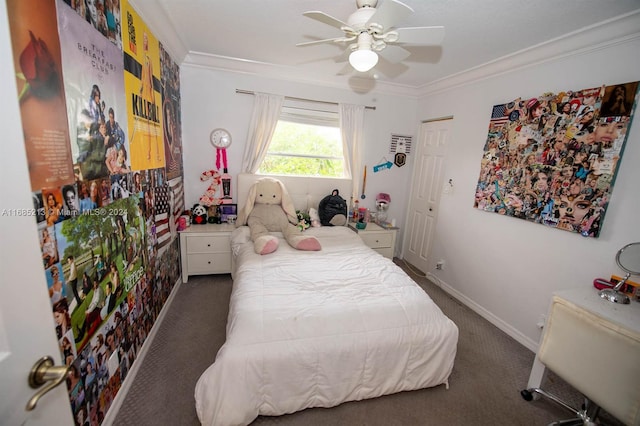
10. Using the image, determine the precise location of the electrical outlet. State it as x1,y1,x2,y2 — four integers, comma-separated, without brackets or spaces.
536,314,546,329
436,260,445,270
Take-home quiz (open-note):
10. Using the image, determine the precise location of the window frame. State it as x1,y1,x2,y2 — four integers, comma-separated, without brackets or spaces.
257,102,346,178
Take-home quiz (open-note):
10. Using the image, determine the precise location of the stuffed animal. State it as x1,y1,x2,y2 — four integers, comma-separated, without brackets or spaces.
296,210,310,231
191,204,208,225
237,177,321,255
308,207,321,227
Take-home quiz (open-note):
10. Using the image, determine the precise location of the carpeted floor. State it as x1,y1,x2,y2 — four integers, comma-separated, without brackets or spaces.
112,260,623,426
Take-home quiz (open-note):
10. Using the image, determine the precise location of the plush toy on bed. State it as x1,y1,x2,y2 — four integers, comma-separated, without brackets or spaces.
308,207,321,227
237,177,321,255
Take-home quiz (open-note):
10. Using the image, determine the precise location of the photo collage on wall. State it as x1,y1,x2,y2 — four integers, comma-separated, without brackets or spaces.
6,0,184,423
474,81,639,237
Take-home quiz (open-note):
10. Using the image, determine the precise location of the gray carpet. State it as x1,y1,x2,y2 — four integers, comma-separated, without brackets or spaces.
113,260,623,426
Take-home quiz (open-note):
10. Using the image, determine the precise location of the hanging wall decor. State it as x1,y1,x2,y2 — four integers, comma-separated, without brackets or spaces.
390,134,412,154
390,134,411,167
473,81,639,237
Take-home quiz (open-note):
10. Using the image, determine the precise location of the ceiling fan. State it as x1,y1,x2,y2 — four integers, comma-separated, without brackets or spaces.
297,0,444,73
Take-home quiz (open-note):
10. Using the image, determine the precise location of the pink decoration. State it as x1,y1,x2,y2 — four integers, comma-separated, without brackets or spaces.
199,169,222,206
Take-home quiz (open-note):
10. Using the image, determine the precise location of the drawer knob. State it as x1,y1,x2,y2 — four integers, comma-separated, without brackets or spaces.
207,244,211,247
208,261,211,264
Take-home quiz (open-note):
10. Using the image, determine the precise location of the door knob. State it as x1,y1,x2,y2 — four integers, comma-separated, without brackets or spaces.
26,356,71,411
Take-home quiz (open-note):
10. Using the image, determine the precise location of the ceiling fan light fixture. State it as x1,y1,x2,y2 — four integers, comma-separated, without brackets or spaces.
349,48,378,72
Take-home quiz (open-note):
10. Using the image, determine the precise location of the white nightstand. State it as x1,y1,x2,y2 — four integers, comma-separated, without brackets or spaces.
179,223,235,282
348,222,398,259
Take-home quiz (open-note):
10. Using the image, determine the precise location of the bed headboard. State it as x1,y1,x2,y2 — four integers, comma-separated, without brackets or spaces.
236,173,352,213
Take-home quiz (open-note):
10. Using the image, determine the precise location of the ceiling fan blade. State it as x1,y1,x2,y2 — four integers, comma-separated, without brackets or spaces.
395,26,445,45
375,56,410,78
366,0,413,31
296,37,352,47
378,45,411,63
303,11,349,30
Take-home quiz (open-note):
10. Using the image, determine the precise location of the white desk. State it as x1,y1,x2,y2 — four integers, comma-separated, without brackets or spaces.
527,286,640,389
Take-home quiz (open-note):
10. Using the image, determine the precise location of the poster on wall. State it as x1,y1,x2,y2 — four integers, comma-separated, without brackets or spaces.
58,195,146,351
6,0,75,190
161,42,183,179
62,0,123,49
474,81,639,237
56,0,131,185
122,0,165,171
154,176,184,252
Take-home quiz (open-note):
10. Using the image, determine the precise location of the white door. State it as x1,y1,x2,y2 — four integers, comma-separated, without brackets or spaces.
0,2,74,424
403,118,452,273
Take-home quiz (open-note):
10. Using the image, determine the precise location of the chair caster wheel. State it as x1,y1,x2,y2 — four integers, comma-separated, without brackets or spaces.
521,389,534,401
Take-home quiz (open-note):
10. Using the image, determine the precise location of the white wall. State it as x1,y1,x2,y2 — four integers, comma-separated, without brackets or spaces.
180,67,418,253
417,27,640,350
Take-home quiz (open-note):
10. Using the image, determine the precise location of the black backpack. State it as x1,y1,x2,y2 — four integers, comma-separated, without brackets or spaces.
319,189,347,226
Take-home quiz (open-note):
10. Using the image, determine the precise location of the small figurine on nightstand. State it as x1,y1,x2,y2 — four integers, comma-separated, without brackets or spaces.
375,193,390,224
207,205,221,224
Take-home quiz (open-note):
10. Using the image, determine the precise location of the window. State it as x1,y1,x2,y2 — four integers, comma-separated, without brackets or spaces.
257,105,345,177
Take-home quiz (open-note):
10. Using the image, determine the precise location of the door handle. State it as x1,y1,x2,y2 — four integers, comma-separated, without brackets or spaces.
26,356,71,411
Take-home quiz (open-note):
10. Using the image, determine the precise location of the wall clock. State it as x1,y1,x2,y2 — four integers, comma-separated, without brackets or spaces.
210,128,232,149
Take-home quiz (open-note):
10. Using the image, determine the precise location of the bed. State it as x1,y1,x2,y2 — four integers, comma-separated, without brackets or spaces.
194,174,459,425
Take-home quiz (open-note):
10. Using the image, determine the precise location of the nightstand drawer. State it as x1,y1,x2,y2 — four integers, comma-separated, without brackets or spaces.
373,247,393,258
360,232,393,248
187,253,232,274
187,235,230,253
347,222,398,260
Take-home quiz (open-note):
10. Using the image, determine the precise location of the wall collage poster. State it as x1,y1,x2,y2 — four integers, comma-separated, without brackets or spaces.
474,81,639,237
6,0,185,423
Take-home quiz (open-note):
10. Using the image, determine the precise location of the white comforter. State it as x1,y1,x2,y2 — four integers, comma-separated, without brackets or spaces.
195,226,458,426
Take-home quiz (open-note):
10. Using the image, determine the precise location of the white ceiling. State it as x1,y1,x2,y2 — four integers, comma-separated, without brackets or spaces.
133,0,640,94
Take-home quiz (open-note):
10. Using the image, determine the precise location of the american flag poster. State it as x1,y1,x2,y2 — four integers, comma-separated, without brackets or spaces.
153,184,170,250
153,176,183,251
474,81,639,237
168,176,184,239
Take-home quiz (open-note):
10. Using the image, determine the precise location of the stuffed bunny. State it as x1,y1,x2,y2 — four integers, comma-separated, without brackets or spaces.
237,177,321,255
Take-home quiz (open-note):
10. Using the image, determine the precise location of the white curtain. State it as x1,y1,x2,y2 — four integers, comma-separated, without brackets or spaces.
339,103,365,200
241,92,285,173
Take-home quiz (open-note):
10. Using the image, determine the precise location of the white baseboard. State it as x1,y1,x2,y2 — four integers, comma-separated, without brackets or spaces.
426,272,539,353
101,277,183,425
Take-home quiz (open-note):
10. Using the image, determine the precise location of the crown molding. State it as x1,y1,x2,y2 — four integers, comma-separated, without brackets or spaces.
415,10,640,97
182,51,421,98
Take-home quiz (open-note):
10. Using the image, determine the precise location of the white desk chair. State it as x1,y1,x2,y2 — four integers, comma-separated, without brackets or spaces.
521,295,640,426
